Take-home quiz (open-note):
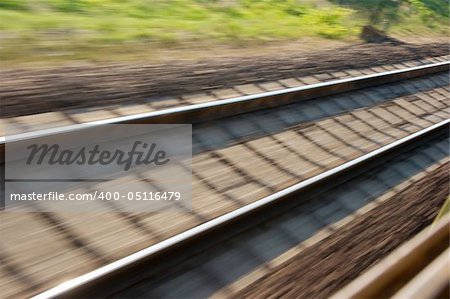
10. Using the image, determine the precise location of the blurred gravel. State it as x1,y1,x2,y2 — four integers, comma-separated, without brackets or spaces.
1,42,447,118
234,163,449,299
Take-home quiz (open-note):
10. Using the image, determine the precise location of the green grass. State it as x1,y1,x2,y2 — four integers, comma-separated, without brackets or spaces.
0,0,447,64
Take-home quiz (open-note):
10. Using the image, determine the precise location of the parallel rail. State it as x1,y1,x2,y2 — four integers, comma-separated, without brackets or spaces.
33,119,450,299
1,61,448,146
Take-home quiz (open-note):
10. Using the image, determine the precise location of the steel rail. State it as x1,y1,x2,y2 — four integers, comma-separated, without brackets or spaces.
32,119,450,299
1,61,448,146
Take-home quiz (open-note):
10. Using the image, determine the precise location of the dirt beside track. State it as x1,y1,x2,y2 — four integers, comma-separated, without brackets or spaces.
233,163,449,299
0,42,447,118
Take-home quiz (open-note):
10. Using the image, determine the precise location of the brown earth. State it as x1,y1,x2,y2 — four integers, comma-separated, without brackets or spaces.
233,163,449,299
0,42,448,118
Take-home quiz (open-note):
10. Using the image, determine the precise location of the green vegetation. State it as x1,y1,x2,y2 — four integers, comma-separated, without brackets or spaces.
333,0,449,30
0,0,448,63
432,196,450,227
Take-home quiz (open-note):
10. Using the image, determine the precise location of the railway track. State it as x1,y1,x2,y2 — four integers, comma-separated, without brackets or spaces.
33,119,449,298
1,59,449,298
1,60,448,144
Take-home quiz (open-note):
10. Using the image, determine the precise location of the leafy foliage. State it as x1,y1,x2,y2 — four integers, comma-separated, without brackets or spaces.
0,0,28,10
332,0,448,29
333,0,401,27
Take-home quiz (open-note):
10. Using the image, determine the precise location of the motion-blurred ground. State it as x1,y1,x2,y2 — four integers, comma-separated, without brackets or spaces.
1,42,447,118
